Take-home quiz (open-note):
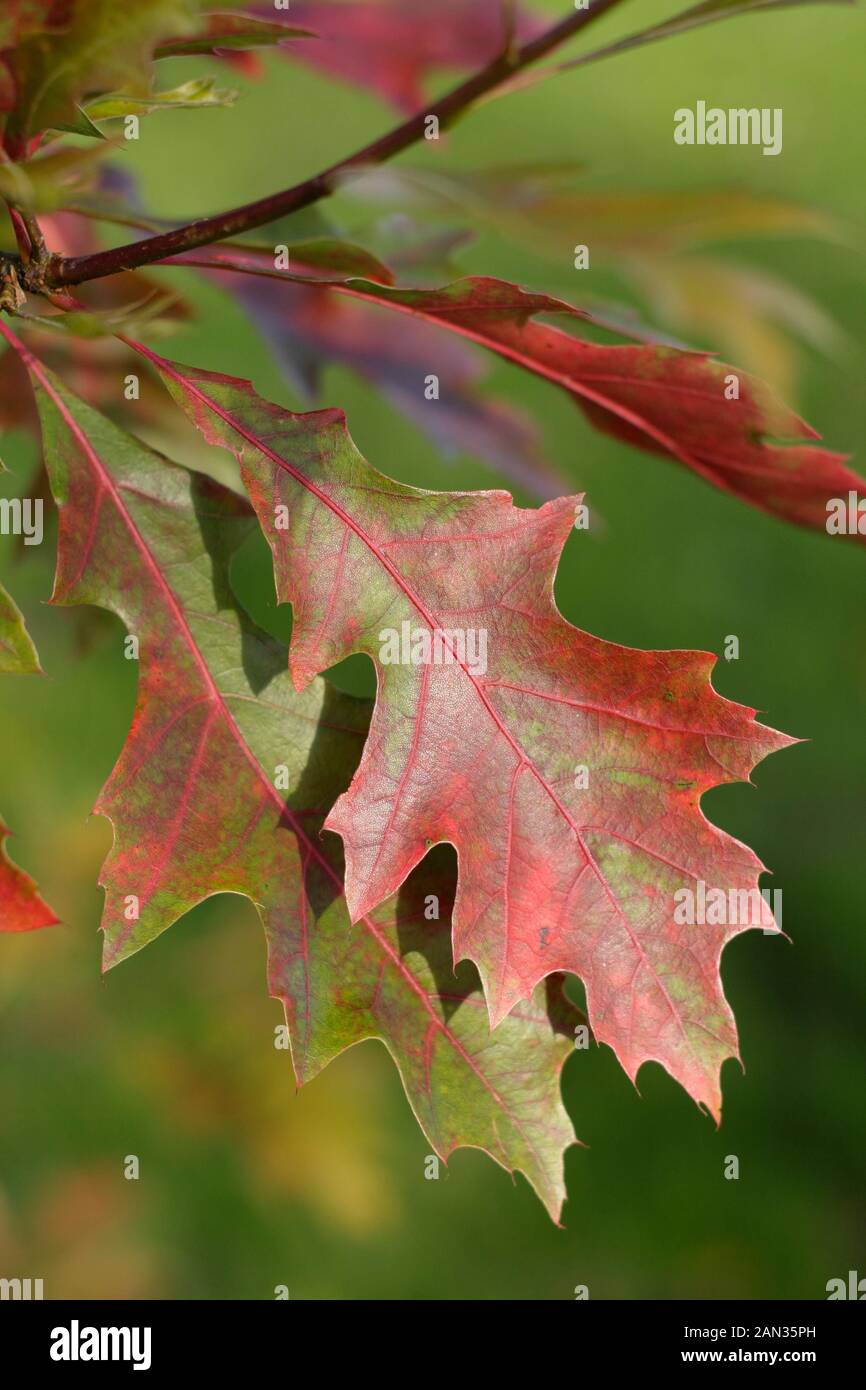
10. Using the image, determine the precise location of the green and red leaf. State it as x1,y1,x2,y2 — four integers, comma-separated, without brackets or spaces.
135,340,797,1120
4,323,580,1219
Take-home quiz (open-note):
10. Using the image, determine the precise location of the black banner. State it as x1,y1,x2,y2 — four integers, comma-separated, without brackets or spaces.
2,1298,861,1373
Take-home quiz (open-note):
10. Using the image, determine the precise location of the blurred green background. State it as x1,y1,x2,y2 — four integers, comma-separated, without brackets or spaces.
1,0,864,1299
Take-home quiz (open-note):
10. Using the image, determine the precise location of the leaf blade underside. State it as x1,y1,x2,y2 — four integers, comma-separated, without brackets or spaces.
6,325,579,1220
135,340,797,1120
163,256,862,542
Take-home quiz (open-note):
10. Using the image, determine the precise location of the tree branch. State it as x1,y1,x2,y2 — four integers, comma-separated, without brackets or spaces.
40,0,631,290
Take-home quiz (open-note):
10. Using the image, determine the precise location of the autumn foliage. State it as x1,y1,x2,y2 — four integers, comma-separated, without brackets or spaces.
0,0,860,1220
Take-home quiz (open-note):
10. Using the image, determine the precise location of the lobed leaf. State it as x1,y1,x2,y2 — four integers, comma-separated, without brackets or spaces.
135,339,798,1120
3,323,580,1219
164,254,863,541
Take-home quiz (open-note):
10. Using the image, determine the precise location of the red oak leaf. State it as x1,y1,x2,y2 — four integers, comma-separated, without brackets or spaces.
165,255,862,541
135,339,797,1120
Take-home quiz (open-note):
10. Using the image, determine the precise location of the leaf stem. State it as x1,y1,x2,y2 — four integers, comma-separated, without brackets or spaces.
39,0,632,290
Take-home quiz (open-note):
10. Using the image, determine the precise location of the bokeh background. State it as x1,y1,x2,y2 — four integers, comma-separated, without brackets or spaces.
1,0,864,1299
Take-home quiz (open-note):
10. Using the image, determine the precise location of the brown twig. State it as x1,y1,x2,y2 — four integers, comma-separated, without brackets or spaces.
38,0,631,291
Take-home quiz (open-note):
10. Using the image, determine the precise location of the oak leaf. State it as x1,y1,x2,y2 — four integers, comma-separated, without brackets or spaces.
135,340,797,1120
165,254,864,542
5,325,580,1219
